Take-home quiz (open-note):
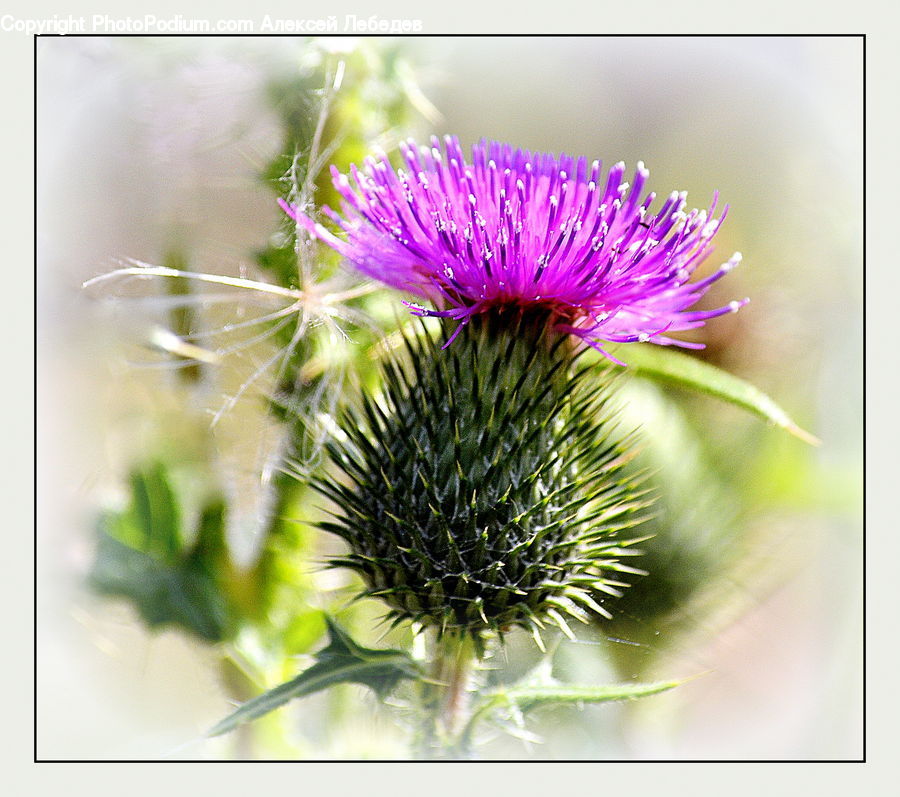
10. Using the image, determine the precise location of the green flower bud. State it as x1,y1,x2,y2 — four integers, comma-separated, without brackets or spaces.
311,312,648,651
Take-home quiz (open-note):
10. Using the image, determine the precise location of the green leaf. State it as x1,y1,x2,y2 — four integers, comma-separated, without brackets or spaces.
207,616,422,737
462,674,686,747
88,464,237,643
123,463,182,562
607,344,819,445
487,678,683,714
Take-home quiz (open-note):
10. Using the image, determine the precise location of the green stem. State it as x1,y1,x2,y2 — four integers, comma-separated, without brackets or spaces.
416,631,479,759
440,632,475,742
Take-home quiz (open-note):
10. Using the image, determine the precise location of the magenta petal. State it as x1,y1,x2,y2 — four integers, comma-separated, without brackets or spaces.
280,136,747,358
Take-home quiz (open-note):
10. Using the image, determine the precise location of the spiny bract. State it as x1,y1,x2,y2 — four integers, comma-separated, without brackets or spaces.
311,313,649,649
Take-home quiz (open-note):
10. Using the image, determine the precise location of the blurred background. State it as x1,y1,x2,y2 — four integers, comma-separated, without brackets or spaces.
37,36,862,760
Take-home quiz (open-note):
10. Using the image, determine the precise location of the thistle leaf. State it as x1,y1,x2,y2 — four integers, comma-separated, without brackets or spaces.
207,616,422,737
461,674,685,746
487,678,683,714
608,344,819,445
88,464,236,643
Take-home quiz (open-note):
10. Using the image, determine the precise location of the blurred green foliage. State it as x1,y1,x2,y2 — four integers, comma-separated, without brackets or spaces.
86,38,433,757
89,463,237,642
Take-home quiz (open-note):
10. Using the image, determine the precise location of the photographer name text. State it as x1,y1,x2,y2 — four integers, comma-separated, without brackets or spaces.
2,14,424,35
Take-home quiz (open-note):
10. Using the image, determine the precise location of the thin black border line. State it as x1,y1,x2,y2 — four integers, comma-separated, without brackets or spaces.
36,32,867,39
33,32,866,765
33,29,39,769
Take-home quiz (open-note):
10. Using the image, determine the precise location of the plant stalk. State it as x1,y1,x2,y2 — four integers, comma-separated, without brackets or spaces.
417,630,479,759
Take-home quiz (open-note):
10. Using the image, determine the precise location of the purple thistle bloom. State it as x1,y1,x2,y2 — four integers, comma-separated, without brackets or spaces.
279,135,748,361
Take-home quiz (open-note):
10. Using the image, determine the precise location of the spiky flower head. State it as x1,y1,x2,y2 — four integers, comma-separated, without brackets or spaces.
280,135,747,361
284,136,747,648
313,315,648,650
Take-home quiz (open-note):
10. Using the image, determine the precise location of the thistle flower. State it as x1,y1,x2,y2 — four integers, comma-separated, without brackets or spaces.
280,135,747,360
283,136,748,649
